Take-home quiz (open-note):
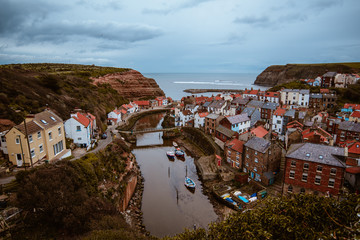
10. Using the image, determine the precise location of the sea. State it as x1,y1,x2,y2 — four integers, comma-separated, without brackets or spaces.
143,73,268,101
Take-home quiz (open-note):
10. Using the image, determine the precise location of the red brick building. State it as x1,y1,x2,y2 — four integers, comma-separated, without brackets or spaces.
243,137,282,185
346,141,360,166
284,143,346,196
336,121,360,145
204,113,220,136
225,138,245,169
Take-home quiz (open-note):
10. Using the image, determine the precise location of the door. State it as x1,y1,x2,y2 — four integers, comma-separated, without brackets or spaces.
16,153,23,167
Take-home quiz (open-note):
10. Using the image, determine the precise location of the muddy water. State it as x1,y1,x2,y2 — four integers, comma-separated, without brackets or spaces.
132,113,217,237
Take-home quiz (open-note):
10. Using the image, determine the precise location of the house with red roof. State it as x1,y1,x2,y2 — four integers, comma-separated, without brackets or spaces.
65,111,97,150
349,111,360,123
302,127,333,145
250,125,269,138
107,108,122,125
346,141,360,166
133,100,150,110
258,91,280,103
225,138,245,169
272,107,287,135
194,111,209,128
156,96,168,106
243,88,259,100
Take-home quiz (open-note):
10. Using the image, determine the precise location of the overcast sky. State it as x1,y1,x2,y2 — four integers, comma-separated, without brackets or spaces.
0,0,359,73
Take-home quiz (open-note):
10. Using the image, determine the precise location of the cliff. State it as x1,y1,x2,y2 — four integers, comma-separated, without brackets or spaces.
91,70,165,100
254,63,360,86
0,63,164,129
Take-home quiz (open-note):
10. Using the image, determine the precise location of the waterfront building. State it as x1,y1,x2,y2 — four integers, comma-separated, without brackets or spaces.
225,138,245,169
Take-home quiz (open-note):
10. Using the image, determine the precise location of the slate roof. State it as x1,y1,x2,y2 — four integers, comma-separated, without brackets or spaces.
216,125,237,138
286,143,346,168
208,100,226,109
247,100,264,109
262,102,279,110
15,121,43,135
231,97,249,105
226,113,250,124
242,107,261,126
310,93,323,99
203,101,211,108
323,72,337,78
244,136,271,153
338,121,360,132
284,109,296,118
281,89,310,94
32,109,63,130
206,113,219,120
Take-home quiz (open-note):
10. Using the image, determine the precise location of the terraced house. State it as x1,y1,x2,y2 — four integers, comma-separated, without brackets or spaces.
5,109,71,167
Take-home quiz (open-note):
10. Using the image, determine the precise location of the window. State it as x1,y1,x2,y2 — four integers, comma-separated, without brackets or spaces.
254,167,257,172
58,127,61,135
1,136,5,143
315,176,321,185
289,170,295,179
246,162,249,167
330,168,337,175
255,151,258,155
37,131,41,139
303,163,309,170
291,160,296,167
306,153,310,158
316,165,323,173
228,150,231,156
50,116,56,121
53,140,64,156
39,144,43,153
302,173,308,182
246,154,249,158
255,158,258,163
40,119,48,124
48,132,52,140
30,148,35,158
76,126,81,131
15,138,20,144
319,155,323,160
287,185,293,193
328,178,335,188
28,134,33,143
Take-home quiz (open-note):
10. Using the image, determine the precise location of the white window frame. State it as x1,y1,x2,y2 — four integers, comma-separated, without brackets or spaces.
48,131,53,141
330,168,337,175
28,134,33,143
15,137,20,144
37,131,41,139
302,173,308,182
58,127,62,135
303,163,309,170
291,160,296,167
39,144,44,153
316,165,323,173
289,170,295,179
315,176,321,185
328,178,335,188
30,148,35,158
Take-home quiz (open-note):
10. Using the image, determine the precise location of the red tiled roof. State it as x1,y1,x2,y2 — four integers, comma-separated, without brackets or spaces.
73,112,90,127
320,89,330,93
273,108,286,116
0,119,16,132
87,113,96,120
350,111,360,118
348,142,360,154
344,103,360,110
133,101,150,106
346,166,360,174
265,92,279,98
287,120,303,129
120,109,127,114
250,126,268,138
227,138,244,153
198,112,209,118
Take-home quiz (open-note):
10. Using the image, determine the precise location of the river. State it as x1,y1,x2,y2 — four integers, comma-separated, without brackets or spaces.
132,113,218,237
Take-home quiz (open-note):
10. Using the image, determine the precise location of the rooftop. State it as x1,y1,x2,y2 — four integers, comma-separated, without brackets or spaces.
244,136,271,153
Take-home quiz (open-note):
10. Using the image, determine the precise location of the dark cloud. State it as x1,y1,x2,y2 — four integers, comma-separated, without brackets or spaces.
233,16,271,27
15,21,163,44
143,0,214,15
0,0,64,34
307,0,342,11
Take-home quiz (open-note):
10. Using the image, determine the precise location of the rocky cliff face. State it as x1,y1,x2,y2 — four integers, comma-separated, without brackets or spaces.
254,63,360,87
91,70,165,99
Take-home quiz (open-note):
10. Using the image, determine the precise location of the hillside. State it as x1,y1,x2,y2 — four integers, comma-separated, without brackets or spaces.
0,63,164,130
254,62,360,86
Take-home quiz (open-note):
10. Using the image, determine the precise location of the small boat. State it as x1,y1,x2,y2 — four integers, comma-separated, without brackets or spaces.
184,177,196,189
175,148,185,157
166,151,175,158
173,141,178,147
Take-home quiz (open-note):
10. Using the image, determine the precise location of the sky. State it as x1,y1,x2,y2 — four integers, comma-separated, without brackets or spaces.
0,0,359,73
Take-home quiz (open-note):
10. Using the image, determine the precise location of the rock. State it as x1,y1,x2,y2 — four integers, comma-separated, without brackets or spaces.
91,70,165,100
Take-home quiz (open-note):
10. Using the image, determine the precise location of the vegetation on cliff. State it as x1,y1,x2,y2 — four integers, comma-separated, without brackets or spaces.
0,63,146,130
9,139,143,239
255,63,360,87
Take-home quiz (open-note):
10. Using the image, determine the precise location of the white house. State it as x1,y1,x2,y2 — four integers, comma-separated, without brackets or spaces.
122,103,138,114
107,109,122,125
64,112,94,150
280,89,310,108
177,110,194,127
272,107,286,135
208,100,227,115
194,112,209,128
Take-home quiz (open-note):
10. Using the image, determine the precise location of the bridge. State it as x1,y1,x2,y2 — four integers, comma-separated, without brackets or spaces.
118,127,180,135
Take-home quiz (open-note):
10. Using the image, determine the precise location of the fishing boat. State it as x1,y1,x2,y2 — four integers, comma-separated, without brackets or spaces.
184,177,196,189
166,151,175,159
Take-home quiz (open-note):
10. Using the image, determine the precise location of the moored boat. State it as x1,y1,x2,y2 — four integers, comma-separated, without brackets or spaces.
173,141,178,147
175,148,185,157
166,151,175,159
184,177,196,189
